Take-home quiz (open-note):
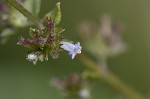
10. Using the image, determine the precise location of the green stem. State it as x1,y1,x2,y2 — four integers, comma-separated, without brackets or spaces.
77,54,145,99
6,0,44,29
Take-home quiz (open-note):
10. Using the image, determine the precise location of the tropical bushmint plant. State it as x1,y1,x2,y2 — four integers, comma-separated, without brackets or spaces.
0,0,145,99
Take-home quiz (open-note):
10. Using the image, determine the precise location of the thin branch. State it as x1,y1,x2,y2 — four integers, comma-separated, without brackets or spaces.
6,0,44,29
77,54,145,99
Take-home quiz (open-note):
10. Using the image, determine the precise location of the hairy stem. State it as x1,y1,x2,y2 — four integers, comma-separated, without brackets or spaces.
6,0,44,29
78,54,145,99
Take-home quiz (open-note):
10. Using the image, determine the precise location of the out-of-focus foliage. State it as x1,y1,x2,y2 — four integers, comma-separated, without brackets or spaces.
0,0,42,44
78,15,126,59
51,74,91,99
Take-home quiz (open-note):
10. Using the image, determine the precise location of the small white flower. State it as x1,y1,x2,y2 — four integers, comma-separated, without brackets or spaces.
79,89,90,99
60,41,82,59
26,53,38,65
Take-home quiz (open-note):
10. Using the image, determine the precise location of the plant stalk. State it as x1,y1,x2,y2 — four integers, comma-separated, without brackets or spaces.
78,54,145,99
6,0,44,29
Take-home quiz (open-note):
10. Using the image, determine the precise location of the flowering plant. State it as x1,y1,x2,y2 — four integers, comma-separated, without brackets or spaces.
0,0,145,99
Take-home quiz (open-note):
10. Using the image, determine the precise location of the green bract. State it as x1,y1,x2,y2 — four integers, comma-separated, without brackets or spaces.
43,2,61,26
18,17,65,64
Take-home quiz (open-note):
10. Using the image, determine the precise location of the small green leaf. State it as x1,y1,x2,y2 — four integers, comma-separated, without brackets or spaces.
44,2,61,26
55,27,65,34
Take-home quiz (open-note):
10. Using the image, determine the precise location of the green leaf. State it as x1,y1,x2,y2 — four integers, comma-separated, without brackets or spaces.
44,2,61,26
24,0,41,17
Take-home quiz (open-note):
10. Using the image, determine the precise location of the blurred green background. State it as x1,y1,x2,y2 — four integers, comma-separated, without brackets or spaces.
0,0,150,99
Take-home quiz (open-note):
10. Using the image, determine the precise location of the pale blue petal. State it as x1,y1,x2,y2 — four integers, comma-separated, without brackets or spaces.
60,44,72,52
75,42,80,47
61,42,75,49
60,42,75,51
75,42,82,51
69,52,77,59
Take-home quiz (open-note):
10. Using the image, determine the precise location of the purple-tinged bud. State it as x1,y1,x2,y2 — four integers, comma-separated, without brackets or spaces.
46,17,55,34
46,35,54,43
65,74,82,91
17,36,32,47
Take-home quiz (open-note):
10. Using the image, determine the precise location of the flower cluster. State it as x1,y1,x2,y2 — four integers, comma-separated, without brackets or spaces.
78,14,126,58
17,17,61,64
0,1,82,64
100,15,125,53
18,17,82,64
51,74,90,99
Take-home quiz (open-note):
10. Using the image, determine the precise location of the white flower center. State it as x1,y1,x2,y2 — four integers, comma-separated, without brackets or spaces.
77,50,81,54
